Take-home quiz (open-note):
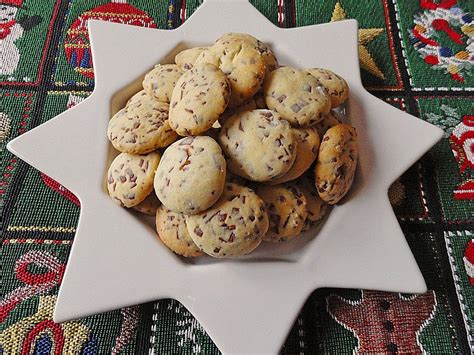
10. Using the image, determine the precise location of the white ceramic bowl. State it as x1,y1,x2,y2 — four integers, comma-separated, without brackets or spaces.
7,1,443,353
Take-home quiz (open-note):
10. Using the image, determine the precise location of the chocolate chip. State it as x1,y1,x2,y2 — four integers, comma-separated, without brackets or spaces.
318,181,328,192
194,227,203,237
291,103,302,113
276,94,287,103
335,166,345,178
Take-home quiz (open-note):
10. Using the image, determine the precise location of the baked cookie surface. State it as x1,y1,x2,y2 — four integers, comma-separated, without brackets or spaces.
218,109,297,182
169,63,230,136
315,124,358,204
256,183,307,242
269,126,320,184
264,67,331,127
107,98,176,154
156,205,203,257
143,64,183,103
154,136,226,214
107,152,160,208
195,35,266,108
186,182,269,258
307,68,349,108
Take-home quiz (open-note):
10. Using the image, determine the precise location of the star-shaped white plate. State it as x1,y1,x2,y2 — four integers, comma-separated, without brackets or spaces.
7,0,443,353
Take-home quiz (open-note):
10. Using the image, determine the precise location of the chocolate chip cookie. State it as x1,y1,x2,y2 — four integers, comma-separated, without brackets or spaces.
315,124,358,204
269,126,320,184
155,205,203,257
175,47,208,71
154,136,226,214
107,98,177,154
186,182,269,258
195,35,266,108
107,152,160,208
264,67,331,127
143,64,183,103
218,109,297,182
256,183,307,242
169,63,230,136
307,68,349,108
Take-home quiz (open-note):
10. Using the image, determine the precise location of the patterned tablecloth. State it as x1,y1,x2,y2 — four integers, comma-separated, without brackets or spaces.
1,0,473,353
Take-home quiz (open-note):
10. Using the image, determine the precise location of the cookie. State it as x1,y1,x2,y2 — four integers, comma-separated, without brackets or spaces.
269,127,320,185
169,63,231,136
264,67,331,127
126,89,153,106
143,64,183,103
154,136,226,214
217,33,278,75
255,183,307,242
313,110,341,138
195,35,266,108
307,68,349,108
132,191,161,216
296,176,328,231
107,98,177,154
106,152,160,208
269,126,320,184
155,205,203,257
315,124,358,204
175,47,208,71
218,109,297,182
186,182,269,258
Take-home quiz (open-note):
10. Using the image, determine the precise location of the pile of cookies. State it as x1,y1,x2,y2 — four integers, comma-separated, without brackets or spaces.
106,33,358,259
